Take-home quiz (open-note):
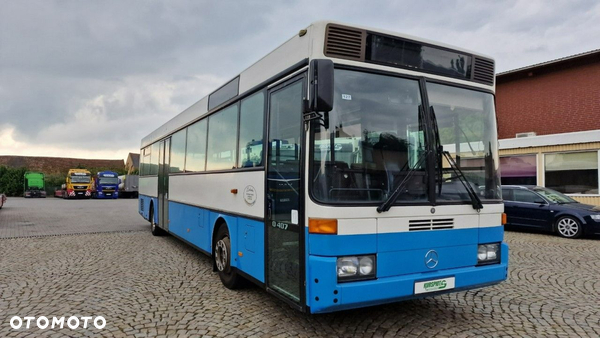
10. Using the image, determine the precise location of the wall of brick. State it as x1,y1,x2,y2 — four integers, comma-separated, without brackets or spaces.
496,61,600,139
0,156,124,175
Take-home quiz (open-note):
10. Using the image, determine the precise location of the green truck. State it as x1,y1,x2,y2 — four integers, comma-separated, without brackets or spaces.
24,172,46,198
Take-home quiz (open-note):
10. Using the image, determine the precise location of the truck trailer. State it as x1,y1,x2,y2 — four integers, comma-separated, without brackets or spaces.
92,171,120,199
118,175,138,198
24,172,47,198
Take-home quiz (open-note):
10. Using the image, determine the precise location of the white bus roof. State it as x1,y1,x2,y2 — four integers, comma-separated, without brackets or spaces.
141,20,495,148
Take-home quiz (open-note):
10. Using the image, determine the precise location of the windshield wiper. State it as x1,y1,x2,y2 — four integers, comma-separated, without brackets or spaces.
440,151,483,210
429,106,482,210
376,150,428,213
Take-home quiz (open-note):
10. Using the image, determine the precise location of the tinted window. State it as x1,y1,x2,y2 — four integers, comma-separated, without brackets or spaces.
207,105,239,170
501,189,513,201
185,119,207,172
513,190,541,203
545,152,598,194
238,92,265,168
208,77,239,110
170,129,186,173
368,34,472,79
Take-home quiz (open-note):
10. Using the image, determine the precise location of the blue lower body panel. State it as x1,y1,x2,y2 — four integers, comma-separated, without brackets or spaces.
166,201,265,283
138,195,157,222
306,226,508,313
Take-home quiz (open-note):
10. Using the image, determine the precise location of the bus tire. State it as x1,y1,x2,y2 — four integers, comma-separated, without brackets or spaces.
214,225,243,289
150,206,164,236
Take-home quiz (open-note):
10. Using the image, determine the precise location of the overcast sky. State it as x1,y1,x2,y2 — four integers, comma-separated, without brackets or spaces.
1,0,598,161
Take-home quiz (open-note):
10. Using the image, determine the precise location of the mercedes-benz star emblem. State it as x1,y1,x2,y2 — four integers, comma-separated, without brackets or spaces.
424,250,439,269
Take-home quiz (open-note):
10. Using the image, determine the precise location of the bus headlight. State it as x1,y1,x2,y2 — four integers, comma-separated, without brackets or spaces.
337,255,376,282
477,243,500,265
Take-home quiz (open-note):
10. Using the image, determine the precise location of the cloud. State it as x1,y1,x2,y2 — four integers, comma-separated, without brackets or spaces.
1,0,598,160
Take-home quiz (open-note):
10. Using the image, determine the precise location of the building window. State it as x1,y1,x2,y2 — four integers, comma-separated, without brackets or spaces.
238,92,265,168
170,128,186,173
185,119,208,172
500,155,537,185
207,105,239,171
545,152,598,194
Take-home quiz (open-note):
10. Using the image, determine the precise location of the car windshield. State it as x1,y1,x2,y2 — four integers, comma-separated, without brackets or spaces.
99,177,119,185
71,175,91,183
534,187,577,204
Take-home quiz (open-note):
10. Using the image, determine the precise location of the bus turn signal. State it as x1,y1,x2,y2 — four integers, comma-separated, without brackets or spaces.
309,218,338,234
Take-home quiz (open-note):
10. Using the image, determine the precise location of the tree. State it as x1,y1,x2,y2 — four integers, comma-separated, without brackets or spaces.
0,166,27,197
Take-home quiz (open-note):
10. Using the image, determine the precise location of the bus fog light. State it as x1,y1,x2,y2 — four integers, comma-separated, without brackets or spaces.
477,243,500,264
359,256,374,275
337,257,358,277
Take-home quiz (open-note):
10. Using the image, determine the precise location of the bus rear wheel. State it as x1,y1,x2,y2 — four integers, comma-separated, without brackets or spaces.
214,225,244,289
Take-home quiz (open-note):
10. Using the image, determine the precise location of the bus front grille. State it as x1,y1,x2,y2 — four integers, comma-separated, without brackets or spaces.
408,218,454,231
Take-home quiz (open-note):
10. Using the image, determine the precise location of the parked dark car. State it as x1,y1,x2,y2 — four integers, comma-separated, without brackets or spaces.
502,185,600,238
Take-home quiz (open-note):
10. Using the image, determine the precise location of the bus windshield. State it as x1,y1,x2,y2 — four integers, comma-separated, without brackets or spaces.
312,69,427,203
311,69,501,204
429,83,501,202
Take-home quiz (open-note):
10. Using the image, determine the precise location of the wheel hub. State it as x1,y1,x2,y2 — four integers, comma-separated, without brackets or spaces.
558,219,578,237
215,240,228,272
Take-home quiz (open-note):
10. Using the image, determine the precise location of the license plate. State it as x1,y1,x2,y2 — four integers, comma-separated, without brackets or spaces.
414,277,455,294
106,193,112,196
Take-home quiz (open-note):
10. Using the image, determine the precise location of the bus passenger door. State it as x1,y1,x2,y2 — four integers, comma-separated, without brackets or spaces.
265,76,305,308
158,138,171,232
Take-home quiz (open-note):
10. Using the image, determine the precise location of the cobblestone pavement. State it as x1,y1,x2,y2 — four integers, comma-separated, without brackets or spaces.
0,200,599,337
0,197,144,238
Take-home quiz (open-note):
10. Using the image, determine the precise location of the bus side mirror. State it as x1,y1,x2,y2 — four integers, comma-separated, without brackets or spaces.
308,59,334,113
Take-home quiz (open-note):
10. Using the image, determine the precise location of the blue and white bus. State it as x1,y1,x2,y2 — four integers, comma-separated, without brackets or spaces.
138,21,507,313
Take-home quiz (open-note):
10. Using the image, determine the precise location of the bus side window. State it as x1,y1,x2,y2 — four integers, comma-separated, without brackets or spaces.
238,92,265,168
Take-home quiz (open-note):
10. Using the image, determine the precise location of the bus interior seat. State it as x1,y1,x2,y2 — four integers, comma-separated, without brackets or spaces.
372,132,408,190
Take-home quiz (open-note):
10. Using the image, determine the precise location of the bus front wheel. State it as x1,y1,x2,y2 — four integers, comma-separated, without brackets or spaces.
214,225,243,289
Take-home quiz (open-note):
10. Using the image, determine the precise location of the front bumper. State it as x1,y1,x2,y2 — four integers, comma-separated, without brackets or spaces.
96,191,118,199
583,217,600,235
307,243,509,313
68,190,91,198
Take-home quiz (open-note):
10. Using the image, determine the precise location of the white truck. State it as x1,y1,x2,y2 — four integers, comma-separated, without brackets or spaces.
118,175,139,198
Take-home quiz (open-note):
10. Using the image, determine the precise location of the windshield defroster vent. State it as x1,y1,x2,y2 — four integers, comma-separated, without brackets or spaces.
409,218,454,231
473,57,495,86
324,24,366,61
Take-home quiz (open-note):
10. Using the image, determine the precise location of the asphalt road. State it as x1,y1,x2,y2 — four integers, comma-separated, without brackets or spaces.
0,198,599,337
